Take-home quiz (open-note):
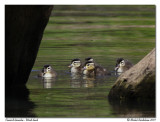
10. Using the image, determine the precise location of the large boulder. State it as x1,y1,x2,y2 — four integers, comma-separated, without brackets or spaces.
108,48,155,103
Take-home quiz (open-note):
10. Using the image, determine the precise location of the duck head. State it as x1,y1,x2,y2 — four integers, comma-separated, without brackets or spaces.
68,58,81,68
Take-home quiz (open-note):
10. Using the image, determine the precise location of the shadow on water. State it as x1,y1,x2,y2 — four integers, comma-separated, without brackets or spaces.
5,85,36,117
108,97,155,117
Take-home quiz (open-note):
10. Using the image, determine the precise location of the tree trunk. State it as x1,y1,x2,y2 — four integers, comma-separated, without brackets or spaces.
108,48,155,103
5,5,53,95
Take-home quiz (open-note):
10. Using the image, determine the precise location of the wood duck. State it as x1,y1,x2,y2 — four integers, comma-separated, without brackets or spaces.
85,57,101,68
115,58,133,74
83,61,110,77
37,65,57,78
115,58,124,70
83,57,94,67
85,57,94,62
68,58,83,74
85,57,111,76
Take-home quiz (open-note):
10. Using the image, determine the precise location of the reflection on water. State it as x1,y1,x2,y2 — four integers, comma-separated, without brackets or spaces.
24,70,155,117
70,73,96,88
82,76,95,88
5,69,155,117
109,99,155,118
114,71,121,76
42,77,56,89
70,74,82,88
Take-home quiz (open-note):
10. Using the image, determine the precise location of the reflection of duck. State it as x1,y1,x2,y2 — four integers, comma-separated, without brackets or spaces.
82,76,95,88
37,65,57,78
42,77,56,89
115,58,133,75
68,59,82,74
83,61,110,77
70,74,95,88
70,75,82,88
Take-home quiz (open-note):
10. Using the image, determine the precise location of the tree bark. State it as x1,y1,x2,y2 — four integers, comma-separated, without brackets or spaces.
108,48,155,103
5,5,53,95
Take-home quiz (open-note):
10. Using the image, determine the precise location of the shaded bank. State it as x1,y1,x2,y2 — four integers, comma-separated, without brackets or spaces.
108,48,155,103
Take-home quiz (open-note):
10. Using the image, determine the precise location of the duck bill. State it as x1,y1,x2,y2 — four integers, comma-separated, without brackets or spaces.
43,69,47,73
68,64,72,68
83,67,86,70
114,66,119,71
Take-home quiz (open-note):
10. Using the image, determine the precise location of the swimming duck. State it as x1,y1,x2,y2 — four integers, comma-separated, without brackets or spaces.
68,58,83,74
83,61,110,77
82,57,94,67
85,57,94,62
115,59,133,74
85,57,111,76
37,65,57,78
83,61,95,76
115,58,124,69
85,57,102,67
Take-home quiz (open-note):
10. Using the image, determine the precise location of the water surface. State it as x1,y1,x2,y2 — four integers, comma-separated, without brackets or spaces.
26,5,155,117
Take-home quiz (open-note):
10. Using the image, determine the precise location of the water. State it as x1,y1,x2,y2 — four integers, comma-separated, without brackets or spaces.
7,5,156,117
27,70,117,117
27,69,155,117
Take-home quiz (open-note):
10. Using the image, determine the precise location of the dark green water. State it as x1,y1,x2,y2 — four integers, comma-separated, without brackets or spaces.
26,5,155,117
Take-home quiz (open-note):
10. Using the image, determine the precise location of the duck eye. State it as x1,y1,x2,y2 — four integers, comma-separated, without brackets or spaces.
121,61,125,65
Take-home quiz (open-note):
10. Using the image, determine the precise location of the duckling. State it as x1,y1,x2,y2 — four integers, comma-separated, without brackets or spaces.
115,59,133,74
43,65,57,78
68,58,82,74
38,65,57,78
95,65,111,76
115,58,124,69
84,57,100,67
85,57,94,62
83,61,110,77
83,57,94,67
85,57,111,76
83,61,95,76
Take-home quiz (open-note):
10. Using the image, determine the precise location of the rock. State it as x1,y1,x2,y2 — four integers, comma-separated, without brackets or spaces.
108,48,155,103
